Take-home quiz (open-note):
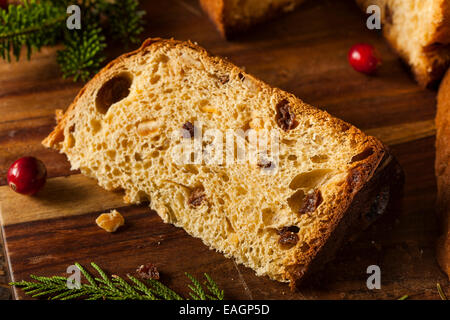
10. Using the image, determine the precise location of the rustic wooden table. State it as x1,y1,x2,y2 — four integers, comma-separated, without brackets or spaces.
0,0,448,300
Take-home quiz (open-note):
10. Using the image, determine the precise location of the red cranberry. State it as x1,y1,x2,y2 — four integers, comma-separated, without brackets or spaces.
7,157,47,195
348,43,381,75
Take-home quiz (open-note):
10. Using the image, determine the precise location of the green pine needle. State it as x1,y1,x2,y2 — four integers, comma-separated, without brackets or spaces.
10,262,225,300
0,0,145,81
100,0,145,46
437,283,447,300
186,272,207,300
57,24,106,82
0,0,66,61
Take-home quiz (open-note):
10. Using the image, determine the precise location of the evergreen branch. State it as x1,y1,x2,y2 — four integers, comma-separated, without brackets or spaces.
100,0,145,46
10,262,225,300
127,275,157,300
75,262,97,287
204,273,225,300
146,278,184,300
56,24,106,81
0,0,67,61
0,0,146,82
186,272,207,300
437,283,447,300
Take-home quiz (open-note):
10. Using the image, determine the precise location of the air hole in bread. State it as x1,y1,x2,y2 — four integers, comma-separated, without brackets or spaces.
183,164,199,175
137,191,151,203
287,190,306,213
281,139,296,146
236,186,247,196
95,72,133,114
106,150,116,160
150,74,161,85
225,217,235,233
261,208,276,226
311,154,329,163
350,147,374,163
90,119,102,134
202,167,212,174
199,100,219,115
151,150,160,158
65,134,75,149
289,169,333,190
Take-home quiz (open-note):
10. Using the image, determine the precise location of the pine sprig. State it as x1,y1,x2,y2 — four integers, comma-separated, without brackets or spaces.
56,24,106,81
100,0,145,46
10,262,225,300
204,273,225,300
0,0,66,61
0,0,145,81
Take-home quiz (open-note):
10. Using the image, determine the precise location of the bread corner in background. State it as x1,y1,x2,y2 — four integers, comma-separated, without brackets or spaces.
436,68,450,280
199,0,305,39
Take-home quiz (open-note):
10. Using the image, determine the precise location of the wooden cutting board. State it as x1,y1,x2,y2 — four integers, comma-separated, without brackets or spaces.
0,0,448,300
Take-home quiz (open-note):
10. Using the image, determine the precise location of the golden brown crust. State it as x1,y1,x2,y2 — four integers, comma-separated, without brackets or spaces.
200,0,304,39
289,153,404,287
43,38,396,285
436,69,450,280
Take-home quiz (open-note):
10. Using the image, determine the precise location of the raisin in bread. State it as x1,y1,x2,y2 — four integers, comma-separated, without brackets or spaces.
200,0,305,38
43,38,401,285
356,0,450,87
436,69,450,280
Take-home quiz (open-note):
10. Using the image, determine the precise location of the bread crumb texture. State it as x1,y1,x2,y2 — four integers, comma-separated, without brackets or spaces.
43,38,385,283
96,210,125,233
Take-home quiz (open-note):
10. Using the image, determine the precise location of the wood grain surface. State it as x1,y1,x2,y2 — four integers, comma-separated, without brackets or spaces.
0,0,448,300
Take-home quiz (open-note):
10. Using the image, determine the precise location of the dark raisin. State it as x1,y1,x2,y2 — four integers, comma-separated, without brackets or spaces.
257,155,273,169
218,74,230,84
182,121,195,139
276,99,298,131
136,263,160,280
277,227,299,247
257,160,272,169
238,73,245,81
188,187,206,207
350,147,374,163
299,189,323,214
